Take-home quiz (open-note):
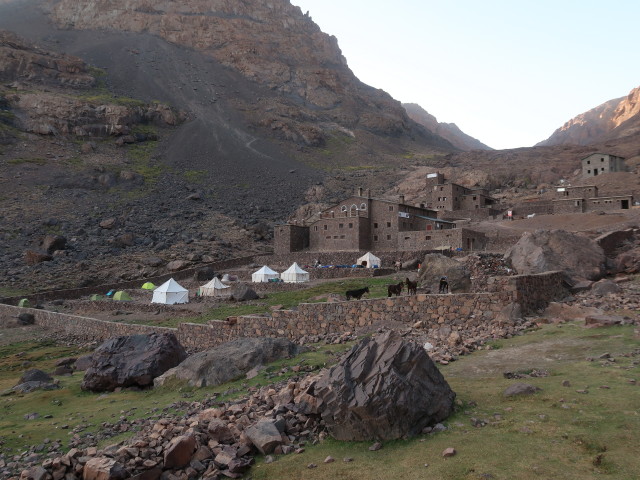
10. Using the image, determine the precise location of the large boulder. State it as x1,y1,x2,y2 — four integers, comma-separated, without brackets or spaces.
154,337,298,388
81,333,187,392
418,253,470,292
41,234,67,254
313,331,456,441
231,285,259,302
505,229,605,281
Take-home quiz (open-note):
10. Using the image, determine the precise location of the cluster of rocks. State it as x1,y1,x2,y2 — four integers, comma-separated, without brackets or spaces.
11,332,456,480
464,253,515,292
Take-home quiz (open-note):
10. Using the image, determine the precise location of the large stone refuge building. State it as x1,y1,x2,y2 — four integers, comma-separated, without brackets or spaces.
275,188,487,254
582,153,626,178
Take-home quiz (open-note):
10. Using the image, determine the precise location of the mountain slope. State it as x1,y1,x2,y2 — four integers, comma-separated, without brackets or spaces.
537,85,640,146
403,103,492,151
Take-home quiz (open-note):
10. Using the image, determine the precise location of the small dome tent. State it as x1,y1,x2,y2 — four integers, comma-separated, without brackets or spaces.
152,278,189,305
251,266,279,283
356,252,381,268
199,277,231,297
113,291,132,301
281,262,309,283
141,282,156,290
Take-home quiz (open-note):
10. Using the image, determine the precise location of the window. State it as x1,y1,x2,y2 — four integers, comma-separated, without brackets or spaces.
333,235,339,239
341,205,347,212
323,225,328,230
326,235,331,239
425,235,431,240
386,222,391,228
339,223,344,229
473,196,477,200
389,206,394,211
405,236,410,240
587,170,591,174
373,235,378,241
587,160,590,164
314,226,318,231
601,168,604,171
360,203,367,210
349,223,353,228
387,235,391,240
601,158,604,162
340,235,345,239
374,222,378,228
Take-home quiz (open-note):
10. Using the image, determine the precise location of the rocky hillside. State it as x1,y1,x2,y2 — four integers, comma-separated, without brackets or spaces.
403,103,492,151
537,85,640,146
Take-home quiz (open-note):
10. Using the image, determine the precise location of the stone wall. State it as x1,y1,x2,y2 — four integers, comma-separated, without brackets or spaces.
1,272,568,352
487,270,566,315
0,304,173,342
176,292,508,351
511,201,555,217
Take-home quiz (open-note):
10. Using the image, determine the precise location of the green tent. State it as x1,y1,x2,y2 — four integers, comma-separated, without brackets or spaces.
18,298,30,308
90,294,103,301
113,291,132,301
141,282,156,290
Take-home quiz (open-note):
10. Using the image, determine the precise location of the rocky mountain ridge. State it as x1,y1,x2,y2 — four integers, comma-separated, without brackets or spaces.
538,85,640,146
403,102,492,151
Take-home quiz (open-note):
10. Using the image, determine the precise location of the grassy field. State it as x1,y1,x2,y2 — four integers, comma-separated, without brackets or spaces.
128,277,401,328
1,322,638,479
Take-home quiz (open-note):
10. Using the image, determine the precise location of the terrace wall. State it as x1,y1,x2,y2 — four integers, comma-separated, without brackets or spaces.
0,272,567,352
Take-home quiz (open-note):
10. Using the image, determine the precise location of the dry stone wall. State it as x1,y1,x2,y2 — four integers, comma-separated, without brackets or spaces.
1,272,567,351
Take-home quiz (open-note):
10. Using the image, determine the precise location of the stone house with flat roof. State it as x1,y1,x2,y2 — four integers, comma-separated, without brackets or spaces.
582,153,626,178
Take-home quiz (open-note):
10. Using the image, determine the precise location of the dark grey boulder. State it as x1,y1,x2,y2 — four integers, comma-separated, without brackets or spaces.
231,286,259,302
503,383,541,397
194,266,215,281
591,279,621,296
154,337,298,388
17,313,35,325
20,369,53,384
313,330,456,441
81,333,187,392
42,234,67,254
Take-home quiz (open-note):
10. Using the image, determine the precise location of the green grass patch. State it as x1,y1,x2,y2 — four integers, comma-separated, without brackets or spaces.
0,340,351,455
0,286,32,297
6,157,47,166
128,277,399,328
183,169,208,184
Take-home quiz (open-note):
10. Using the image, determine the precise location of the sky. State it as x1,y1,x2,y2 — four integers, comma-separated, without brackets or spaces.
291,0,640,149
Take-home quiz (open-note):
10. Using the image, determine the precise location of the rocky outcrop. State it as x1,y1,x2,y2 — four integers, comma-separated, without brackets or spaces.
505,229,605,281
403,102,491,151
81,333,187,392
45,0,451,147
538,84,640,146
0,30,95,87
418,253,471,292
154,337,298,388
313,331,456,441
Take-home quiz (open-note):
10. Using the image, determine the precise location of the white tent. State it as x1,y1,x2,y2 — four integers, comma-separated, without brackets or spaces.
281,262,310,283
198,277,231,297
152,278,189,305
356,252,382,268
251,266,279,283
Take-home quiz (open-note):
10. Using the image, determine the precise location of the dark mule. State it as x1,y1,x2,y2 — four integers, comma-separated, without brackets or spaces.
387,281,404,297
405,278,418,295
346,286,369,300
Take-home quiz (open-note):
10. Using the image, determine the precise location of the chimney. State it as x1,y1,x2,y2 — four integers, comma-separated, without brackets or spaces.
399,194,405,204
357,187,363,197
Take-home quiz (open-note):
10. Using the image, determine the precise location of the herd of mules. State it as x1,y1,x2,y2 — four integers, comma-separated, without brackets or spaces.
345,278,418,300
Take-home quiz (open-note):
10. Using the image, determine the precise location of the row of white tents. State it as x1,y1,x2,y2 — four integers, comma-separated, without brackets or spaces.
147,252,383,305
252,263,309,283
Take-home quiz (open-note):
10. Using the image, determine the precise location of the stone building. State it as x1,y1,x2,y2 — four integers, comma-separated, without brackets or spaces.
422,172,500,219
582,153,626,178
552,184,632,213
274,188,487,254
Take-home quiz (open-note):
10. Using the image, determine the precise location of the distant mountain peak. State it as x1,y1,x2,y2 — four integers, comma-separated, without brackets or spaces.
402,103,492,151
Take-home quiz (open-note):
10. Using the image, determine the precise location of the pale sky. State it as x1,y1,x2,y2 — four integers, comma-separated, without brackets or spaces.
292,0,640,150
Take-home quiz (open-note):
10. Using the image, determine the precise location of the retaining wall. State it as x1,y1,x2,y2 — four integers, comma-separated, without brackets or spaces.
1,272,568,351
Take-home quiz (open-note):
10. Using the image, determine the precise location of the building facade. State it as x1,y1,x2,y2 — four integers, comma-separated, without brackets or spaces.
582,153,626,178
422,172,499,214
274,189,487,253
552,184,632,213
